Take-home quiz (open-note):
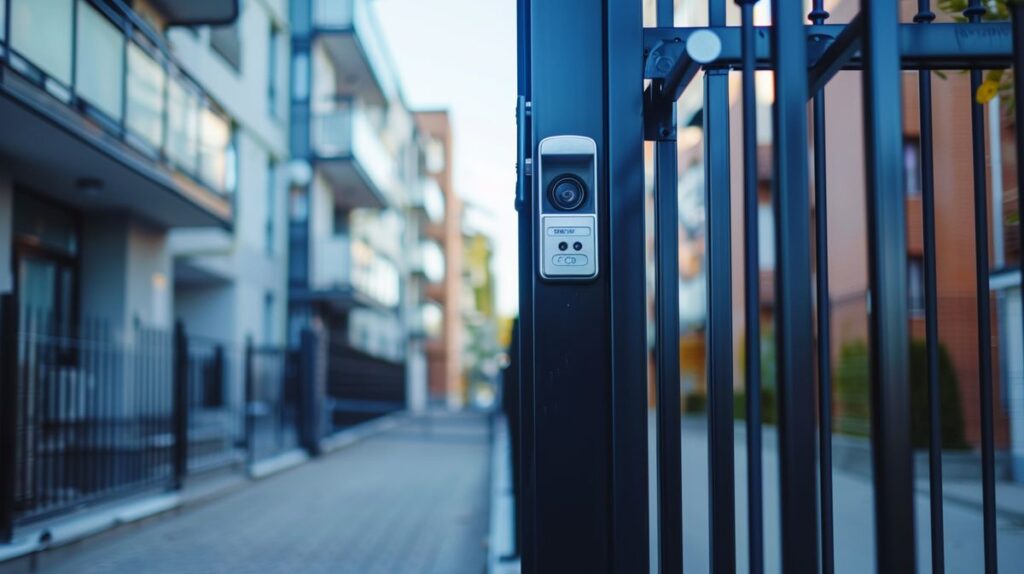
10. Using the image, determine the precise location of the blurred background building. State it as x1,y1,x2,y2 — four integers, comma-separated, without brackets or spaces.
0,0,504,538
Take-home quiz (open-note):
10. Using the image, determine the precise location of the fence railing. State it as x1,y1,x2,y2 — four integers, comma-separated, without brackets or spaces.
0,296,344,540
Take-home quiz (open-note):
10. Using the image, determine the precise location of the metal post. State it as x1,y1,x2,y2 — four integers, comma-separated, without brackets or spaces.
915,0,946,571
298,329,324,456
771,0,819,571
738,1,763,572
172,321,189,490
964,1,999,571
808,3,835,573
0,295,18,542
521,0,648,570
651,3,682,573
1012,0,1024,518
244,336,255,465
862,0,916,571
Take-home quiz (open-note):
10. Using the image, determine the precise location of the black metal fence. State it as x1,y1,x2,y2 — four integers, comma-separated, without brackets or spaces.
8,311,176,525
326,342,405,430
0,296,339,540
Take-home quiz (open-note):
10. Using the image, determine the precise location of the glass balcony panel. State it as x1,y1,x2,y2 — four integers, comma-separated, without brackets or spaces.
75,1,124,121
350,107,395,199
199,106,231,192
125,41,166,150
10,0,73,85
166,77,200,172
312,102,353,156
1,0,7,44
313,236,352,290
312,0,353,28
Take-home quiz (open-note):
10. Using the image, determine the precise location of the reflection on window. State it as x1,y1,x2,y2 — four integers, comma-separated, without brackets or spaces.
199,107,233,192
166,78,200,171
126,42,166,150
904,139,921,198
908,257,925,315
10,0,73,85
75,1,124,121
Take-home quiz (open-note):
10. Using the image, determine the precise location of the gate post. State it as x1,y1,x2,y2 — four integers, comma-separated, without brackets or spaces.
172,321,189,490
297,328,325,456
517,0,648,571
244,336,255,465
0,295,18,542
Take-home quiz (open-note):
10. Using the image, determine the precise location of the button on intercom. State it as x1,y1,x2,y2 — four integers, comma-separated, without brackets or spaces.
537,136,598,280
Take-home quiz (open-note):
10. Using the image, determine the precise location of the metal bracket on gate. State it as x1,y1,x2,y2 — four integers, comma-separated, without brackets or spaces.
515,97,532,212
642,31,722,142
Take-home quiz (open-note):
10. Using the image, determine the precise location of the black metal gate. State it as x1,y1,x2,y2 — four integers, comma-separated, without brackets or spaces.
515,0,1021,572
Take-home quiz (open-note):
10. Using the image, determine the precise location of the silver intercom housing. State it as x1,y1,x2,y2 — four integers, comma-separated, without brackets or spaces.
537,136,598,280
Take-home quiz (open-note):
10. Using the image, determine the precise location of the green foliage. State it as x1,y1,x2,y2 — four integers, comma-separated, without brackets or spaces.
733,387,778,425
833,339,967,449
684,393,707,413
909,341,968,449
835,341,872,437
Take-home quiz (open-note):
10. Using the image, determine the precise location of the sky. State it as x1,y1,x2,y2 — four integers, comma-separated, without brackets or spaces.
374,0,520,316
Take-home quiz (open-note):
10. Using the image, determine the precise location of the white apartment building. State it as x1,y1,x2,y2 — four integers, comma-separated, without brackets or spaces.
167,0,291,346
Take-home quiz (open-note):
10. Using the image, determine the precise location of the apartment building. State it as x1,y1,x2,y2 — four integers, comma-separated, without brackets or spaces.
415,111,465,409
165,0,291,347
0,0,237,336
667,0,1022,478
288,0,436,421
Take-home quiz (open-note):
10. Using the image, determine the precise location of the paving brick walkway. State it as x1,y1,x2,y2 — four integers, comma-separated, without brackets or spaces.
32,413,491,574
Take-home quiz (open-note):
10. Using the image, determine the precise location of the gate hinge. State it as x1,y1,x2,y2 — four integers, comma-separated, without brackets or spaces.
515,98,532,211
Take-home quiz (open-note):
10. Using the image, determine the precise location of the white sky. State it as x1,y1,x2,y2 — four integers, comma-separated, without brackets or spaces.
374,0,520,316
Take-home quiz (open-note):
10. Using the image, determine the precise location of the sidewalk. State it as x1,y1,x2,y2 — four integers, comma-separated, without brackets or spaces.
1,412,491,574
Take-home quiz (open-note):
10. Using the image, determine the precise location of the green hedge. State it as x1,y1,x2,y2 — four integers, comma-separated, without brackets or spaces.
834,339,966,449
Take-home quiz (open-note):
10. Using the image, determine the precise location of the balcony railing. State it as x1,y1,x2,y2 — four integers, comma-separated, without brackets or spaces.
311,235,399,309
311,0,397,100
311,99,396,205
0,0,235,196
312,236,352,292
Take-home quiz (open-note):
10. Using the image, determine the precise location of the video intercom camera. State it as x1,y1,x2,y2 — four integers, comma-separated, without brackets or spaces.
537,135,598,280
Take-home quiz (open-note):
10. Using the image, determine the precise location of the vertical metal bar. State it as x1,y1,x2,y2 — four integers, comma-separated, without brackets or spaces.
654,112,682,574
1011,14,1024,551
704,65,735,574
737,2,763,573
608,0,650,571
914,1,945,572
0,295,17,542
172,321,188,490
862,0,916,571
962,0,999,570
652,3,682,573
771,0,819,570
808,3,834,573
245,337,255,465
515,0,535,568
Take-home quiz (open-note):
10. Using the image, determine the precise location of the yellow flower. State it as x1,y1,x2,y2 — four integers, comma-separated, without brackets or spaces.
976,80,1000,104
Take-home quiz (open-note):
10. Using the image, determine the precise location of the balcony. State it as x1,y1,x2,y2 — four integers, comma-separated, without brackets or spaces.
312,0,397,105
0,0,233,228
295,236,400,310
411,177,445,223
311,99,395,209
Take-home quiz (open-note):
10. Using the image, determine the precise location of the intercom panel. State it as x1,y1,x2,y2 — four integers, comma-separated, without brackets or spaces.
537,136,598,280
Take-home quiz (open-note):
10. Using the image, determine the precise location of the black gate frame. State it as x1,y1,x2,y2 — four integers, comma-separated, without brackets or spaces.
517,0,1021,573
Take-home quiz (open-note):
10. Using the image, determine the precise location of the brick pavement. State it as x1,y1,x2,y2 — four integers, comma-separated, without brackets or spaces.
26,412,491,574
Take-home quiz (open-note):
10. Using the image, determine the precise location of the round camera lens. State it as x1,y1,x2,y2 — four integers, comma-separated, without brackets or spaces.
549,177,585,211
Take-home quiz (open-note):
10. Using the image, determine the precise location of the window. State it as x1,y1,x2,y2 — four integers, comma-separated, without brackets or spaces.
265,161,276,255
268,24,281,118
210,17,242,72
904,139,921,198
757,202,775,271
263,292,275,344
75,0,124,121
10,0,73,85
126,42,167,150
907,257,925,315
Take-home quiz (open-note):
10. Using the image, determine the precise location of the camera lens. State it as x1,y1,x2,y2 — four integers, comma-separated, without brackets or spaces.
549,177,586,211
